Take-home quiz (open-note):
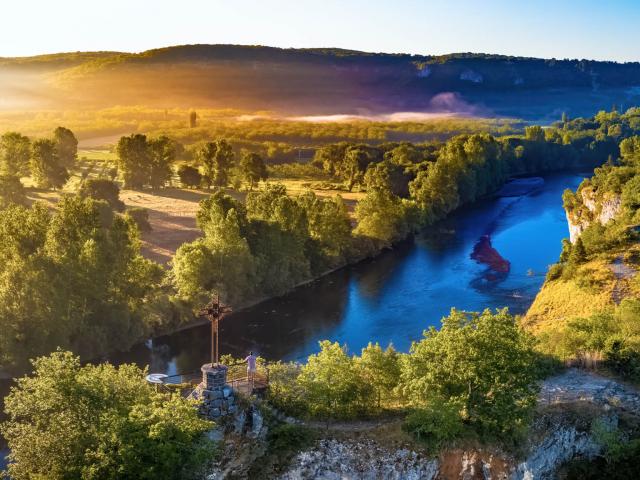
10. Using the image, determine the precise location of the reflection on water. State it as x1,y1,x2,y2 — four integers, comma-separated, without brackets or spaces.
109,172,586,372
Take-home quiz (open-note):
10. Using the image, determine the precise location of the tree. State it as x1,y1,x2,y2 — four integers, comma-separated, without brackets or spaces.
356,343,400,408
1,351,214,480
354,188,408,246
239,151,267,190
189,110,197,128
0,174,26,208
173,197,255,304
0,197,163,374
53,126,78,169
178,165,203,188
211,139,235,187
116,134,151,189
30,138,69,189
148,136,176,189
569,237,587,264
0,132,31,177
401,308,538,439
364,160,411,197
525,125,546,142
340,146,372,191
196,142,217,188
297,341,370,418
296,191,352,264
78,178,125,211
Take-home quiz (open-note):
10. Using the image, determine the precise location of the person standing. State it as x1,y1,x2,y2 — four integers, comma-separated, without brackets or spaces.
245,351,257,390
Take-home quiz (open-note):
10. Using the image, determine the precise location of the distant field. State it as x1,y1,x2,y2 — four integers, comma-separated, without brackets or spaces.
22,151,362,264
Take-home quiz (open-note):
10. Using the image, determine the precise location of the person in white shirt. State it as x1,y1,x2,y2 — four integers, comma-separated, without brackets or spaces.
245,351,257,388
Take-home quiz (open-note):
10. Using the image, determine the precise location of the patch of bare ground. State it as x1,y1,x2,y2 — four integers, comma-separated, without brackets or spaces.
119,188,207,264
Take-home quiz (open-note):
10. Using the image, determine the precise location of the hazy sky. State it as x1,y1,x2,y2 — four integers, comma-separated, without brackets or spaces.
1,0,639,61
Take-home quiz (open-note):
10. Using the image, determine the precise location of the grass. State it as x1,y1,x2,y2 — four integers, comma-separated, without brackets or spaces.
524,257,617,332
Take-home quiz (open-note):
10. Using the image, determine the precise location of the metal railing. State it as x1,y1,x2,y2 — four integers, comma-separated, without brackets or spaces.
156,362,270,397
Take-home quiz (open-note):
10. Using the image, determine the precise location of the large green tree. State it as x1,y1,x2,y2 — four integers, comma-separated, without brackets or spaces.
53,126,78,169
1,351,214,480
30,138,69,189
116,134,151,189
0,197,163,373
148,135,176,189
401,308,538,439
239,151,267,190
0,132,31,177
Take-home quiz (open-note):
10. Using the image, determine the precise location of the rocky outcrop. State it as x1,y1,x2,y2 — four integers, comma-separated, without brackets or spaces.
566,188,622,243
279,439,438,480
512,425,600,480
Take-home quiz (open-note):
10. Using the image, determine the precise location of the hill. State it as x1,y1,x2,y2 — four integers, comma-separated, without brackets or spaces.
2,44,640,119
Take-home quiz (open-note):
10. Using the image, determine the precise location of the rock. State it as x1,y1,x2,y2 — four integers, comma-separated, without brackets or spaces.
278,439,439,480
250,409,264,438
233,410,246,434
566,189,622,243
511,426,600,480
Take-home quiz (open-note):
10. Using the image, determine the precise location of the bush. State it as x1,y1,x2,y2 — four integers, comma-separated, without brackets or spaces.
125,207,152,232
403,400,465,449
267,423,315,453
546,263,563,281
78,178,125,211
178,164,202,188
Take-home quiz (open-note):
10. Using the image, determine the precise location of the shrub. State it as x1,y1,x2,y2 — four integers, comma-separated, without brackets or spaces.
78,178,125,211
402,399,465,449
125,207,152,232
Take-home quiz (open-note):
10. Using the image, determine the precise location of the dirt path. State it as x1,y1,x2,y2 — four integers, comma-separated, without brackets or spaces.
610,256,636,304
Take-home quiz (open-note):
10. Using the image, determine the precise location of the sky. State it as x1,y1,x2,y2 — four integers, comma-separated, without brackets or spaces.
1,0,639,62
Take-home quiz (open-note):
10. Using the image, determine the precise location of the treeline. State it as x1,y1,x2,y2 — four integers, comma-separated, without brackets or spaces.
116,134,268,190
172,186,352,304
265,309,540,446
172,108,640,308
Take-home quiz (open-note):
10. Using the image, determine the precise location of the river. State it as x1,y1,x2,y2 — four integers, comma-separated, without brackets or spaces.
107,171,586,375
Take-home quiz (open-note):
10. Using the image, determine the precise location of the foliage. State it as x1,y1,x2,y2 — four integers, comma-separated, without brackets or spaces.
178,164,202,188
30,138,69,189
297,341,372,419
0,174,26,208
0,197,163,373
78,178,125,211
125,207,152,232
0,132,30,177
1,351,214,480
401,309,538,440
239,150,268,190
402,399,465,450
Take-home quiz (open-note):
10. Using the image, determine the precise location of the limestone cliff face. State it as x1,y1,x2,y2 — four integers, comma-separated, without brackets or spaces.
566,187,622,243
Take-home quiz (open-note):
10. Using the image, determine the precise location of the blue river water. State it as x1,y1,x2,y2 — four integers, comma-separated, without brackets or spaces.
108,171,586,375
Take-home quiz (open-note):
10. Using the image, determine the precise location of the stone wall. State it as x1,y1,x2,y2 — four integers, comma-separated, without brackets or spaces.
193,364,237,419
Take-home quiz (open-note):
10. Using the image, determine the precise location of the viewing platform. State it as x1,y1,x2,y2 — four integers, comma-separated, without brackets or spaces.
153,361,270,399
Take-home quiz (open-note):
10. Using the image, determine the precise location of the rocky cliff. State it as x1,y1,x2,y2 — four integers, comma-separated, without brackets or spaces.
565,186,622,242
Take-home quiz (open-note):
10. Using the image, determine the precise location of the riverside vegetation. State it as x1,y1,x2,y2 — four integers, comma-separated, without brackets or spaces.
2,107,640,478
